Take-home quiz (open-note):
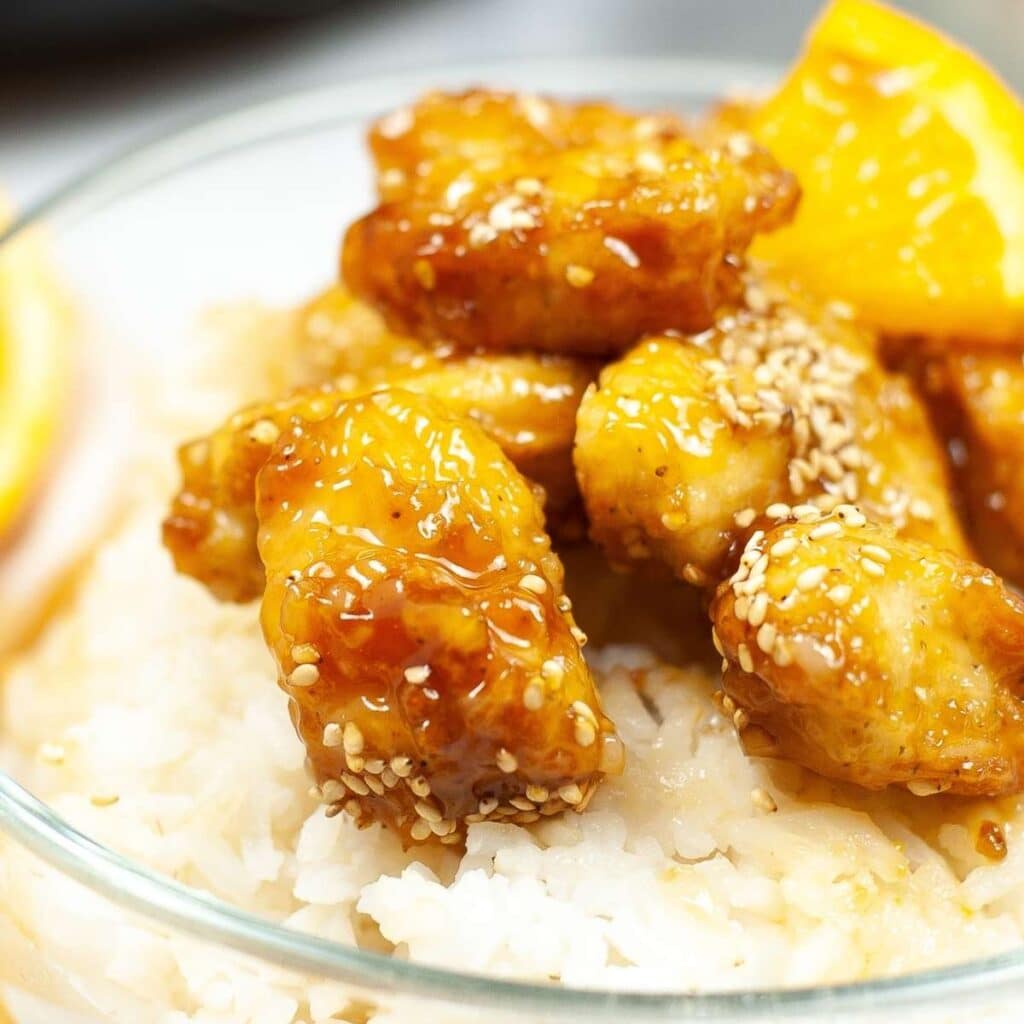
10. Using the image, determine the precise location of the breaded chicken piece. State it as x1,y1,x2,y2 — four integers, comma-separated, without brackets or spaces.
920,350,1024,588
257,389,622,842
710,507,1024,796
342,90,799,355
574,278,966,587
163,345,593,601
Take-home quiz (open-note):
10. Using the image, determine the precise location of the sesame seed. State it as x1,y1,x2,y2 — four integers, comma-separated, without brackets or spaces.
409,776,431,798
343,722,364,756
523,680,544,710
747,592,769,628
320,780,345,803
737,643,754,673
766,503,793,520
291,644,320,665
836,505,867,527
341,773,369,796
496,748,519,773
810,521,841,540
734,507,757,529
860,557,885,577
796,566,828,591
772,641,793,667
404,665,431,685
756,622,778,654
541,658,565,684
558,783,583,806
860,544,892,563
415,799,442,823
520,573,547,594
682,564,710,586
770,537,798,557
288,664,320,688
574,719,597,748
322,723,343,748
565,264,595,288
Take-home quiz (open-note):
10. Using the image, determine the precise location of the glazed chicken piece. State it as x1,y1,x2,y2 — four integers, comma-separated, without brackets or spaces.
574,277,967,588
163,349,592,602
710,507,1024,796
919,350,1024,588
257,388,621,842
342,90,799,356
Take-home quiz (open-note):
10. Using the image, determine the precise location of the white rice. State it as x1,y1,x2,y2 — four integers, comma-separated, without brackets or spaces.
3,310,1024,1023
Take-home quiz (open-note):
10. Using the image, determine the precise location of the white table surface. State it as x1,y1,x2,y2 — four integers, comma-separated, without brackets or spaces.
2,0,1021,211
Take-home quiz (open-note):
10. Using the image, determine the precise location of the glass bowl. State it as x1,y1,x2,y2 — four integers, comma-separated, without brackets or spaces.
1,57,1023,1024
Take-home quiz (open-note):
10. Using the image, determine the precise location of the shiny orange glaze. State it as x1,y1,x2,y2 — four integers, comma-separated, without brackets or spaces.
574,277,966,588
163,288,595,602
256,389,621,842
342,90,799,355
711,509,1024,795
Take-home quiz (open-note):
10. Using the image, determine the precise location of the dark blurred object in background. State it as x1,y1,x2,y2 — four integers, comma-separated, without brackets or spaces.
0,0,344,60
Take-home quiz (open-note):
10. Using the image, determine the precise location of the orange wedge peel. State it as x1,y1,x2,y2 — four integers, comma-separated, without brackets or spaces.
744,0,1024,342
0,200,72,542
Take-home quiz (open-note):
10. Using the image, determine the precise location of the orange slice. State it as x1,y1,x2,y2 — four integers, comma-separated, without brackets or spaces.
0,202,72,541
745,0,1024,342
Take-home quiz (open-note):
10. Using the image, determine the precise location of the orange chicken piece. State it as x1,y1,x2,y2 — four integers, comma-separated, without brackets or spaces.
164,353,591,602
343,90,799,355
257,389,621,841
711,508,1024,795
574,277,965,587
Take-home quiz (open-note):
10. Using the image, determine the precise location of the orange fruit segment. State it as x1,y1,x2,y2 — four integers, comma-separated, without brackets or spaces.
744,0,1024,342
0,202,72,542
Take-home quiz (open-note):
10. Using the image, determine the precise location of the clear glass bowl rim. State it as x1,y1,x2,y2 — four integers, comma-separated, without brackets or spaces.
3,55,1023,1019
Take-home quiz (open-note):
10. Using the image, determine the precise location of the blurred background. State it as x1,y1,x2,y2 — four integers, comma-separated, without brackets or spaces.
2,0,1022,208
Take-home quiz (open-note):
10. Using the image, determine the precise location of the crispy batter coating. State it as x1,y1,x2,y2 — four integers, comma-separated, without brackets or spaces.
574,278,966,588
163,290,594,601
256,389,621,842
342,90,799,355
711,508,1024,796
